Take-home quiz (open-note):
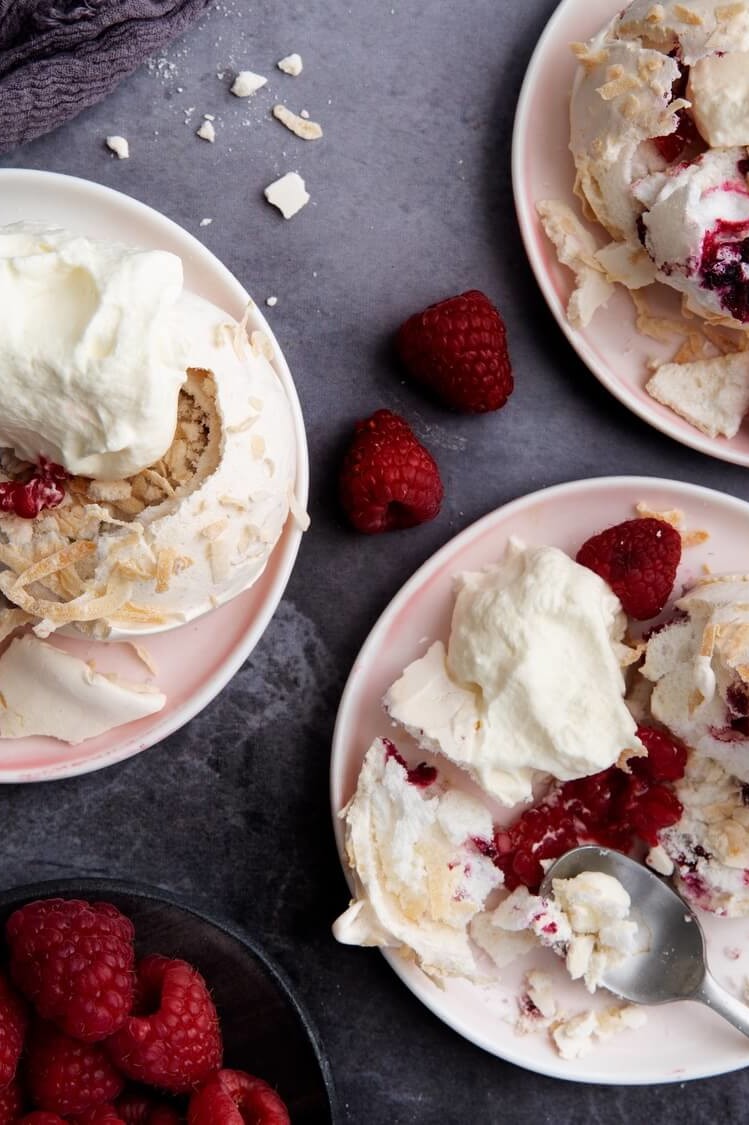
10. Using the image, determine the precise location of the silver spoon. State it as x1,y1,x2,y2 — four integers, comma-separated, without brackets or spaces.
540,845,749,1039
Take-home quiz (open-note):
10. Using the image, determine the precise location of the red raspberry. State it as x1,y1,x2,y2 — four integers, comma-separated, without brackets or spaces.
188,1069,290,1125
25,1022,123,1116
0,1078,24,1124
116,1091,182,1125
576,517,682,619
493,725,686,891
396,290,513,413
70,1108,126,1124
17,1116,66,1125
106,956,222,1094
6,898,135,1043
0,972,27,1089
339,409,443,533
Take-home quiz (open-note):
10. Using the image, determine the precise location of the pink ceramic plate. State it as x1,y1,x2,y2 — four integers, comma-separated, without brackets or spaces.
512,0,749,467
0,170,308,782
331,477,749,1083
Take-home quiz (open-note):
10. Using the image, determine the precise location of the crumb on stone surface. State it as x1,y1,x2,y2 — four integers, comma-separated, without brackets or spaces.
277,52,303,76
196,120,216,143
231,70,267,97
264,172,310,219
105,135,129,159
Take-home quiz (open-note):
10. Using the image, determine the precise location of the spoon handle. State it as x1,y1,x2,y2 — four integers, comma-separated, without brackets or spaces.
695,972,749,1039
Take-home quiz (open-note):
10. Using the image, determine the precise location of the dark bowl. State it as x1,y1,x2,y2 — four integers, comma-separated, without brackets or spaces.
0,879,338,1124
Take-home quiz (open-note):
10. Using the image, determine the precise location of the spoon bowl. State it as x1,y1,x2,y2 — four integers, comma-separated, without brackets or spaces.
541,846,749,1038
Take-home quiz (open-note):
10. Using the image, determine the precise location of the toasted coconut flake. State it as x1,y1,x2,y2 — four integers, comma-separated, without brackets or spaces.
634,502,683,527
251,434,267,459
122,641,159,675
0,569,133,628
227,415,259,433
288,484,310,531
201,519,229,541
219,495,249,510
250,330,275,361
155,548,176,593
682,529,710,547
10,541,95,594
208,538,231,583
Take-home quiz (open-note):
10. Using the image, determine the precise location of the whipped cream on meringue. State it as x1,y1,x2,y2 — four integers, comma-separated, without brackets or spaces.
0,222,187,479
384,540,643,805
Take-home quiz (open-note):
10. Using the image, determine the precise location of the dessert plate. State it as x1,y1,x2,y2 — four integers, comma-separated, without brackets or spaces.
512,0,749,467
0,169,309,781
331,476,749,1084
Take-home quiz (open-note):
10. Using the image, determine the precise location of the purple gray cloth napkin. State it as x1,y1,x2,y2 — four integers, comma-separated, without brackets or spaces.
0,0,212,154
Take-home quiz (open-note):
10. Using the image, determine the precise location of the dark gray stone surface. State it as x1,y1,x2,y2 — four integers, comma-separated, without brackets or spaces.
2,0,749,1121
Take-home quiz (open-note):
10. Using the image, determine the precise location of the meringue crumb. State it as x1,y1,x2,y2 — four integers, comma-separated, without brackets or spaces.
231,70,268,97
199,218,213,227
682,529,710,547
277,53,303,76
634,502,708,548
646,844,674,876
272,104,323,140
196,120,216,142
300,109,310,119
105,135,129,159
266,296,278,307
203,113,215,121
264,172,309,218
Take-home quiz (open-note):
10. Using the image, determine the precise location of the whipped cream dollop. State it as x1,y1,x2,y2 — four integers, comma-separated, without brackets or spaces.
0,222,187,479
385,540,642,805
642,573,749,780
333,738,503,980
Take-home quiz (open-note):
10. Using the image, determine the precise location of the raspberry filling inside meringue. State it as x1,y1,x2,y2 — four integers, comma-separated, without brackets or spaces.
0,459,68,519
699,218,749,323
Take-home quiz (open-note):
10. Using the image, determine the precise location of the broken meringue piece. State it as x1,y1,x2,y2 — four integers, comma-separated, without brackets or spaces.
0,635,165,743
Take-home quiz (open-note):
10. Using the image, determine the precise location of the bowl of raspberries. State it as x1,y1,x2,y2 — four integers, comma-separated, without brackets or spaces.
0,881,336,1124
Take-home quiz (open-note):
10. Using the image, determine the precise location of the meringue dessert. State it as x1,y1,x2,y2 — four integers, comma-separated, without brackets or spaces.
334,509,749,1058
539,0,749,440
0,221,302,742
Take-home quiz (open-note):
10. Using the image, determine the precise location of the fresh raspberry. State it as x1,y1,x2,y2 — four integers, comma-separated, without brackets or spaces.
116,1091,182,1125
0,972,27,1089
0,1078,24,1124
188,1069,290,1125
106,956,222,1094
70,1107,127,1124
17,1115,66,1124
396,290,513,413
575,517,682,620
25,1022,124,1116
339,409,443,533
6,898,135,1043
492,724,686,891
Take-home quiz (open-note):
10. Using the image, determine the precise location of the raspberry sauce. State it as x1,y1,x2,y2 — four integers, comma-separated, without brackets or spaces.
699,218,749,323
490,725,686,892
383,738,438,787
0,459,69,519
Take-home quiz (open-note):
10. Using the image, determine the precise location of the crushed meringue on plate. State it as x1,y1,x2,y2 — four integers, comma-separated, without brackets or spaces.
538,0,749,441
